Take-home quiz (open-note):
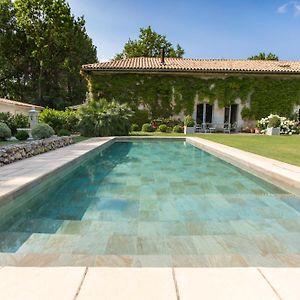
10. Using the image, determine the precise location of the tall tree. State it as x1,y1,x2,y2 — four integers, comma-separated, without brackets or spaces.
115,26,184,60
248,52,279,61
0,0,97,108
0,0,30,99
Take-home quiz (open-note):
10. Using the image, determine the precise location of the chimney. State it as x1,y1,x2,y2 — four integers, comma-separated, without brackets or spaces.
160,47,165,65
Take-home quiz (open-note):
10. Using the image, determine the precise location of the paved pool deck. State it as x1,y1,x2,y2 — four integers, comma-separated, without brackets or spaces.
0,267,300,300
1,137,300,298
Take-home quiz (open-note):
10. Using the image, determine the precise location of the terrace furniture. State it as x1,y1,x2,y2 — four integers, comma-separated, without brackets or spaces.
195,124,202,133
223,122,237,133
207,123,216,133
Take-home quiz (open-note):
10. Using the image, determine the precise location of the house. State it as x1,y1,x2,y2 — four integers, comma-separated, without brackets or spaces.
0,98,44,115
81,56,300,129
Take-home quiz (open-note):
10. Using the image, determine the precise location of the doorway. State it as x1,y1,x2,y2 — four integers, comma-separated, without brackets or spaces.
196,103,213,124
224,104,238,124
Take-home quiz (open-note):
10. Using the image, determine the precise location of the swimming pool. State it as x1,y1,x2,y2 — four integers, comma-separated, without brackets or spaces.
1,139,300,266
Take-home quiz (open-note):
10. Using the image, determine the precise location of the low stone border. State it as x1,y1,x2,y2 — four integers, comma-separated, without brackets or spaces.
0,136,74,167
187,137,300,196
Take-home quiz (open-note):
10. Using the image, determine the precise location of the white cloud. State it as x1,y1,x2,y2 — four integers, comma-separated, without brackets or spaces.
277,3,289,13
277,1,300,16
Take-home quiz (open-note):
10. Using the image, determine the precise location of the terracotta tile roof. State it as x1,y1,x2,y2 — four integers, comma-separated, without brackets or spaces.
82,57,300,74
0,98,44,110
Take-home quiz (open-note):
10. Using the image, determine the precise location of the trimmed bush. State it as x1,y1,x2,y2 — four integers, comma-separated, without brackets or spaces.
0,122,12,141
184,115,195,127
0,112,29,135
173,125,183,133
39,108,80,133
159,124,167,132
268,116,281,128
131,124,140,131
16,130,29,141
32,123,55,139
142,123,153,132
57,129,71,136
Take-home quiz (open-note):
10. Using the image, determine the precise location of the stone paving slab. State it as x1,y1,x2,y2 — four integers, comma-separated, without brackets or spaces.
76,267,177,300
260,268,300,300
175,268,279,300
0,267,86,300
0,267,299,299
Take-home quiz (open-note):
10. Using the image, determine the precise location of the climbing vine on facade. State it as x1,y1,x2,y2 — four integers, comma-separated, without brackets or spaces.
83,73,300,120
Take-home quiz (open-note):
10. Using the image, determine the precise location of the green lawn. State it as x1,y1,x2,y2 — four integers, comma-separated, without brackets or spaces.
198,134,300,167
130,132,300,166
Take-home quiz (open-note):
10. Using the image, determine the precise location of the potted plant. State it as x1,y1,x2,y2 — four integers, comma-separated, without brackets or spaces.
266,115,281,135
184,115,195,134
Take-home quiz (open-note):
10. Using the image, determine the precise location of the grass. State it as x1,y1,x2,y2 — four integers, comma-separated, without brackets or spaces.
130,131,300,166
198,134,300,167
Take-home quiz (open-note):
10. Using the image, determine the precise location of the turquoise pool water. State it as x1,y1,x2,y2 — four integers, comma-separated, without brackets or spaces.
1,140,300,266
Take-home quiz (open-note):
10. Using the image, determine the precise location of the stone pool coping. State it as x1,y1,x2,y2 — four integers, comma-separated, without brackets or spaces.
187,137,300,196
0,267,299,299
0,137,115,204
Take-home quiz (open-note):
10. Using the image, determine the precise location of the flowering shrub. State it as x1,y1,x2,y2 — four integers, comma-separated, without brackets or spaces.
257,114,297,135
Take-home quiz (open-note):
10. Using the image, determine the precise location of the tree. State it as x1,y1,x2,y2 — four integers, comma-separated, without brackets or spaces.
0,0,30,99
248,52,279,61
0,0,97,108
115,26,184,60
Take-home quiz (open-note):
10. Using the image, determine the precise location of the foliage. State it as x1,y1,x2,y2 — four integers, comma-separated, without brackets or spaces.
130,109,150,127
114,26,184,60
0,112,29,135
131,124,139,131
258,114,297,135
39,108,79,133
248,52,279,61
241,107,254,120
142,123,153,132
78,98,133,137
85,73,300,121
32,123,54,139
159,124,167,132
0,122,11,140
184,115,195,127
57,128,71,136
15,130,29,140
0,0,97,108
268,116,281,128
173,125,183,133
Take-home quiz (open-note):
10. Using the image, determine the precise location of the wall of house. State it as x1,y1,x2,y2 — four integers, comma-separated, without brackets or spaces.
0,103,29,115
0,103,42,115
191,97,247,131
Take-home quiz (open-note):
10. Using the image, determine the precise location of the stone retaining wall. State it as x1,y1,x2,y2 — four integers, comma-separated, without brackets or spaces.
0,136,74,166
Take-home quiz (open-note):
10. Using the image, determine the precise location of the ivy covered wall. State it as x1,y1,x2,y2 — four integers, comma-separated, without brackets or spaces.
84,73,300,120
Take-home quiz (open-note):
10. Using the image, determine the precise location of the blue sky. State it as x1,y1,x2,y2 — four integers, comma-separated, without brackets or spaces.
67,0,300,61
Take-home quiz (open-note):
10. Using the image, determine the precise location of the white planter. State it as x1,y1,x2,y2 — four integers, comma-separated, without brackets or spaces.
266,127,280,136
184,126,195,134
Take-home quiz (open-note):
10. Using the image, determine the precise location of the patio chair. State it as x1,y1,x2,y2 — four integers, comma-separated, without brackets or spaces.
207,123,216,133
195,124,201,133
223,123,231,133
